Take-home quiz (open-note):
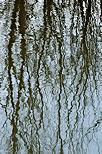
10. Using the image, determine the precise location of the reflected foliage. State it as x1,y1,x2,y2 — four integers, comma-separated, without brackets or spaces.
0,0,102,153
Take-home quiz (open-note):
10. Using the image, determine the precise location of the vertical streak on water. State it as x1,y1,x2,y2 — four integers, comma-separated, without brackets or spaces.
101,0,102,21
58,41,63,154
7,0,19,153
8,0,19,109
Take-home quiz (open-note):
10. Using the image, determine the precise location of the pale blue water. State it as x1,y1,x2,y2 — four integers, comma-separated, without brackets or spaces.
0,0,102,153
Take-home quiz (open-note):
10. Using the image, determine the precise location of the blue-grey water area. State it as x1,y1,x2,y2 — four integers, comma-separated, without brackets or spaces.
0,0,102,153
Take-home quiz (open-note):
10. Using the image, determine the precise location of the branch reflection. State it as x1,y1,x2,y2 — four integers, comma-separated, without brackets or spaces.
0,0,102,153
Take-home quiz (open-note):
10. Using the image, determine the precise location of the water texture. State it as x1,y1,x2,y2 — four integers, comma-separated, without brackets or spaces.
0,0,102,153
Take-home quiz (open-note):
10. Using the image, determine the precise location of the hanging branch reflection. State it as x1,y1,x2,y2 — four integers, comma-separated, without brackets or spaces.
64,0,102,153
0,0,102,153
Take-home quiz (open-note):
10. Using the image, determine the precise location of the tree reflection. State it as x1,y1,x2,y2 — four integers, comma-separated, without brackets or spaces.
64,0,102,153
0,0,102,153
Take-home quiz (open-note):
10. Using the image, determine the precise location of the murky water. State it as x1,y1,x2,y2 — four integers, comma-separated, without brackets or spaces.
0,0,102,153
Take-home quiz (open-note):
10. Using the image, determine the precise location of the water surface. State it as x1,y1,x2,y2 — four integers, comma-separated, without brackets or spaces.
0,0,102,153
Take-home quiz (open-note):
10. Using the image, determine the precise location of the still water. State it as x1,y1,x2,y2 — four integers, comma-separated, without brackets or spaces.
0,0,102,153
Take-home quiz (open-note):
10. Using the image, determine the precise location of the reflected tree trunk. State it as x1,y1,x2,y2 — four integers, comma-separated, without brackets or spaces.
0,0,102,153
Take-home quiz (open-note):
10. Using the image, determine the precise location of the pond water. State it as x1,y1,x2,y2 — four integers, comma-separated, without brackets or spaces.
0,0,102,153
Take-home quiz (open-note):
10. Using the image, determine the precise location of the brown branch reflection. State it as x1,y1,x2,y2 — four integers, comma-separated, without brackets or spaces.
7,0,27,153
0,0,102,154
64,0,102,153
